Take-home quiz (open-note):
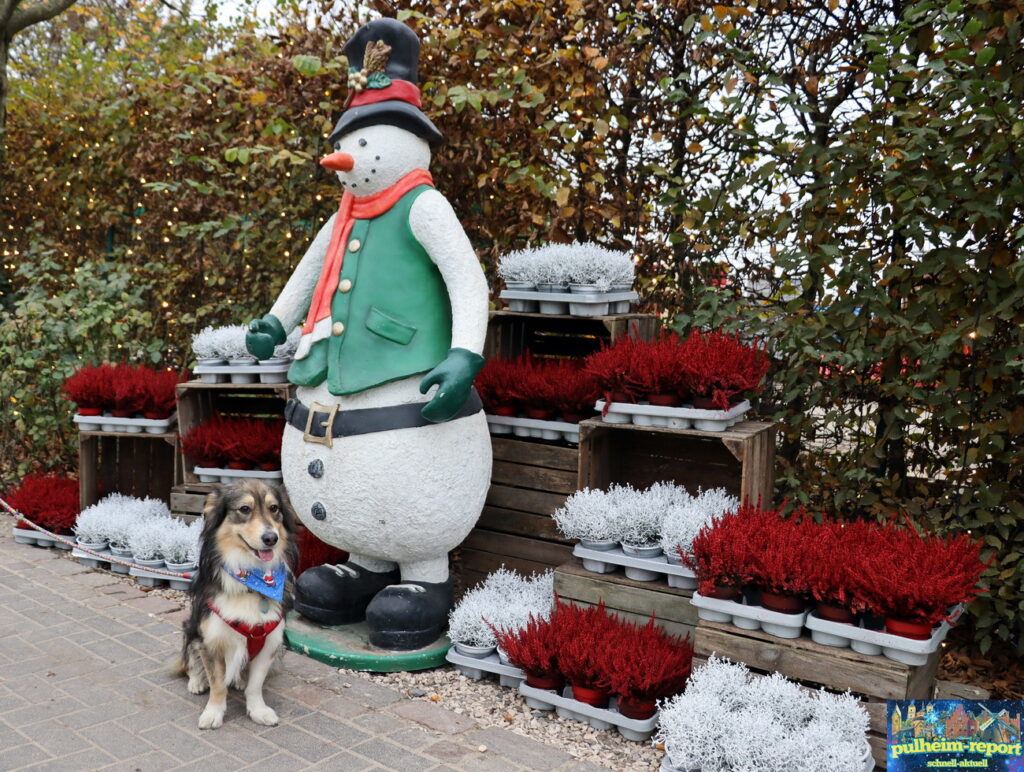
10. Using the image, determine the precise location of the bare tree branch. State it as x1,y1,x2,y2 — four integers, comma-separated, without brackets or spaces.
7,0,76,38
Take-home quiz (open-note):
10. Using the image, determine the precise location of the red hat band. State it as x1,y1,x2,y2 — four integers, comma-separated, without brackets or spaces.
348,79,422,110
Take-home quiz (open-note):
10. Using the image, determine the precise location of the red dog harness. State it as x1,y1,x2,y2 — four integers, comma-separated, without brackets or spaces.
207,601,283,660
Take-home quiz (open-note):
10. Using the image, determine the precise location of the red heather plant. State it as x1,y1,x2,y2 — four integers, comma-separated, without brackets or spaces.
847,521,989,627
547,360,600,418
141,369,182,417
111,364,151,414
804,519,878,609
605,616,693,700
684,503,763,595
241,419,285,469
554,600,620,688
180,413,232,467
746,506,826,597
491,612,561,679
679,330,770,409
583,335,649,403
628,333,688,398
475,355,525,412
5,474,79,534
61,364,117,411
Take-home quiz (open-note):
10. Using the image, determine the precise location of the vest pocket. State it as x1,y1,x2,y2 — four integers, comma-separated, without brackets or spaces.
365,306,418,346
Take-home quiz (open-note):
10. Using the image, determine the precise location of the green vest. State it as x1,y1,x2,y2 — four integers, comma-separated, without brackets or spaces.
288,185,452,395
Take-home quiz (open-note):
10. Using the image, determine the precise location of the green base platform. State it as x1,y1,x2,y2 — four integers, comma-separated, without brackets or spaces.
284,611,451,672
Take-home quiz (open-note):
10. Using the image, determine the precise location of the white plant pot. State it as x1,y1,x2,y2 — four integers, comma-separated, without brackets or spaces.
165,561,197,574
620,542,663,558
453,642,497,659
536,282,569,293
580,538,618,551
197,356,227,367
504,280,536,291
133,556,165,570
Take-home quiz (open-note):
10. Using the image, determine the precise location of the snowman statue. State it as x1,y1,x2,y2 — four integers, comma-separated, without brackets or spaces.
246,18,492,651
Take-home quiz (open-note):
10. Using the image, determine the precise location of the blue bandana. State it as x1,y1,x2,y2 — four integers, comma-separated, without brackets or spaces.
224,564,287,602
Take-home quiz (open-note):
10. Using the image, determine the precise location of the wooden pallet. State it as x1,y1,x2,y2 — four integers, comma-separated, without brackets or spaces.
693,620,942,769
578,419,776,507
554,557,697,640
458,437,578,590
484,310,659,360
78,431,177,510
175,380,293,486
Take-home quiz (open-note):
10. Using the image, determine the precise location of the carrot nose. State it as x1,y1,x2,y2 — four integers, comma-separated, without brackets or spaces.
320,152,354,172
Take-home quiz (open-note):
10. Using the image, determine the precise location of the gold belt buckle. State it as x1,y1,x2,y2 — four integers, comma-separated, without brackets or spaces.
303,401,338,448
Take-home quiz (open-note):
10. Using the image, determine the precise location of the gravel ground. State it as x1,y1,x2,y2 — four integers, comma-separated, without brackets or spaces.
348,666,664,771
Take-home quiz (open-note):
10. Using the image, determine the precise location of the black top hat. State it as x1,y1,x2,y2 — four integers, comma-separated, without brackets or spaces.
329,18,443,146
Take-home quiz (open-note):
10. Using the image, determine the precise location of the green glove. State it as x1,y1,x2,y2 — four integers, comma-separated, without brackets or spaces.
419,348,486,423
246,314,286,360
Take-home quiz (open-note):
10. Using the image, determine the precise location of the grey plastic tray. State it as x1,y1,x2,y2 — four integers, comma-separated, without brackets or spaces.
500,289,638,317
573,544,697,588
73,412,177,435
595,400,750,433
194,466,284,484
12,527,72,550
445,647,525,688
804,607,960,666
193,361,290,384
690,592,807,639
518,682,659,741
486,415,580,443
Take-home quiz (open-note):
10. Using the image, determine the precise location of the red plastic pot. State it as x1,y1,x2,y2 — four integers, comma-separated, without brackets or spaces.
691,395,719,410
492,405,518,417
816,602,855,624
617,695,657,720
646,393,680,407
258,462,281,472
78,407,103,416
885,617,934,640
109,409,134,418
570,683,609,708
760,591,806,615
226,461,252,470
143,410,171,420
560,411,583,424
706,583,741,601
524,407,556,420
525,672,564,691
611,391,633,404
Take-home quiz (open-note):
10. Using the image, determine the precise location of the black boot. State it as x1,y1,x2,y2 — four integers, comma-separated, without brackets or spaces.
294,562,400,626
365,579,454,650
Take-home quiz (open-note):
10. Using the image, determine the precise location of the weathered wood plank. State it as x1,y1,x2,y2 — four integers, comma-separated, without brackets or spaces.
554,559,697,626
460,548,553,579
477,506,570,544
569,600,695,640
170,492,207,515
694,621,930,701
934,679,990,700
491,461,577,495
486,484,568,516
462,530,572,567
491,437,579,472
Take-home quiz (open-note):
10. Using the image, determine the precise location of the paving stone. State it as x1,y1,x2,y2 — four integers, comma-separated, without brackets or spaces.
74,572,121,587
100,583,148,598
196,722,280,764
22,747,117,771
332,676,403,709
242,751,308,771
293,711,370,746
264,724,337,762
139,720,217,762
390,700,476,734
424,739,477,763
78,720,156,759
316,693,365,720
277,681,337,709
0,719,30,749
82,594,121,609
465,728,574,771
172,751,246,771
389,725,438,748
55,699,138,730
124,596,182,615
44,559,91,576
99,748,179,771
3,697,86,728
351,737,433,769
0,742,51,769
305,749,379,771
456,753,527,772
558,760,616,771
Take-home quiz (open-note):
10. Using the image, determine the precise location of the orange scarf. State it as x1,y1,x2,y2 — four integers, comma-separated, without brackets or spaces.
300,169,434,337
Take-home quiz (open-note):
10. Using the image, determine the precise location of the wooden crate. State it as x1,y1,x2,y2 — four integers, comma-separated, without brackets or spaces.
169,482,211,518
578,419,776,506
175,380,293,485
484,310,659,360
458,437,579,589
78,431,177,510
554,557,697,640
693,620,942,769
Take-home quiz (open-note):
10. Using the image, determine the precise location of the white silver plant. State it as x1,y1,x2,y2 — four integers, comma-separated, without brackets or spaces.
612,483,665,547
448,586,499,648
659,487,739,561
448,566,555,647
211,324,252,360
553,487,622,543
191,325,221,360
161,518,197,566
128,518,169,561
497,249,546,286
73,502,115,545
186,518,203,565
497,242,635,289
88,493,172,550
656,657,870,772
273,326,302,359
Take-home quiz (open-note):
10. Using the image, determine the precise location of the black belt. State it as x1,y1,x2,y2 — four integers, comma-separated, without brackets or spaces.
284,389,482,447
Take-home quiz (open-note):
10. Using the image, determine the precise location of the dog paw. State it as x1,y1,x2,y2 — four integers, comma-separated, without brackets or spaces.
187,679,209,695
198,708,224,729
247,705,279,726
232,676,247,691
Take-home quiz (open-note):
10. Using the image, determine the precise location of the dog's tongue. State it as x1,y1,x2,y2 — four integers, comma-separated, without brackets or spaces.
256,549,274,562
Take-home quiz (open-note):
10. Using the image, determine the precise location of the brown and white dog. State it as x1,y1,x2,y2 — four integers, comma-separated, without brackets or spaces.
178,480,297,729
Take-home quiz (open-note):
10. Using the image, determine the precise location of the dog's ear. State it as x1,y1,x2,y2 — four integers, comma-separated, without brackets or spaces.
202,486,227,535
275,484,298,533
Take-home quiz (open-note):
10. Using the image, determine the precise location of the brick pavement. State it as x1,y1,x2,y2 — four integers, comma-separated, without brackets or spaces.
0,530,611,771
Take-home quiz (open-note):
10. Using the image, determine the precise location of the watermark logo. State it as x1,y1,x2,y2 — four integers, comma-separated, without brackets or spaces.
888,700,1023,771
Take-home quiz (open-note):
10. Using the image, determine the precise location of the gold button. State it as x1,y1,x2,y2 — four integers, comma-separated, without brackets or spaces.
338,279,353,293
348,239,361,252
332,322,345,336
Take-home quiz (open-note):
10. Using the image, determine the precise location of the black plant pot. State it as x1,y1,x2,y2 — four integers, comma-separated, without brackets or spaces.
742,585,762,607
861,611,885,630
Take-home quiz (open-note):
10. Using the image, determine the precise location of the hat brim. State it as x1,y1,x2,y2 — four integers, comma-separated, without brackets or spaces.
329,100,444,146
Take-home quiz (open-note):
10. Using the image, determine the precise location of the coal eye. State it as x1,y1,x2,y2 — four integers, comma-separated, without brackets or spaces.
358,138,367,147
239,505,251,514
